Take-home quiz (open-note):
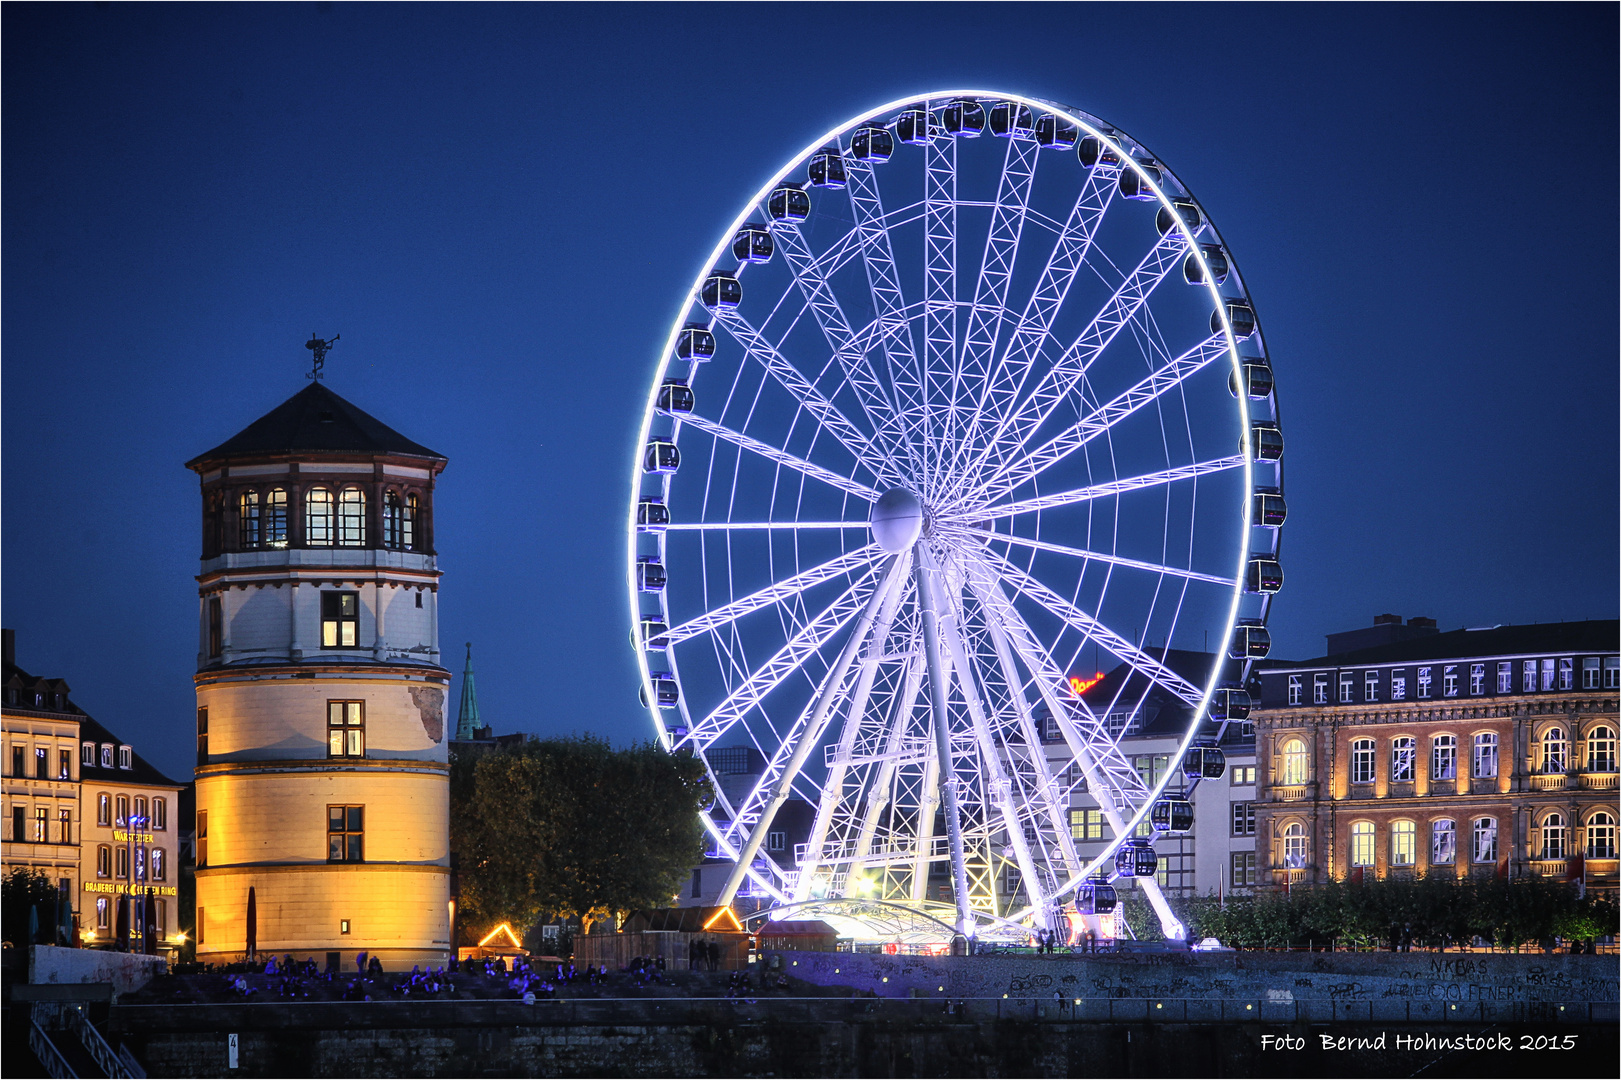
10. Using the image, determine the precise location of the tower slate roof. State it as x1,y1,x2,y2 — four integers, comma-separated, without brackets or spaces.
456,643,481,741
186,382,444,468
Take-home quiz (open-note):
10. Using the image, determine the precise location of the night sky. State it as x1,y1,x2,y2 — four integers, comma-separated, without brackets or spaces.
4,4,1616,783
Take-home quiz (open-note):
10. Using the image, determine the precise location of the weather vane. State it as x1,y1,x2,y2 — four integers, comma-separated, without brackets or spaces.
305,333,339,380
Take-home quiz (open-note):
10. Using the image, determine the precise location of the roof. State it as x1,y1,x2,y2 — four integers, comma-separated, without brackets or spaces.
1261,619,1619,670
76,715,184,790
186,382,444,468
757,920,838,937
621,907,745,934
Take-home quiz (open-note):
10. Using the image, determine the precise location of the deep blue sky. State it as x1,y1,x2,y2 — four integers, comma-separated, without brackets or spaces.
4,4,1616,783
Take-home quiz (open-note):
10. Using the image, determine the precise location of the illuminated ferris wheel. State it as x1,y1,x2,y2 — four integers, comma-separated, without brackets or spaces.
628,91,1283,941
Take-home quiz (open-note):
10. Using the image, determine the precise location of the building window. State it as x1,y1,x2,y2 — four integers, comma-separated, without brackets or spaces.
1541,658,1555,691
1523,659,1537,692
153,798,167,830
1586,726,1616,773
1558,658,1573,690
33,806,46,841
1390,821,1416,866
154,900,166,938
384,491,417,551
1432,820,1456,865
96,897,110,931
196,907,204,944
58,749,70,780
81,742,95,767
197,708,209,766
1070,809,1105,840
100,744,113,768
1350,822,1374,867
97,793,111,826
767,831,785,853
1313,675,1328,705
306,488,334,545
1473,817,1497,863
9,744,20,777
321,591,359,648
1350,738,1375,784
1230,766,1256,786
152,848,166,882
1287,675,1301,705
1539,813,1565,860
1431,735,1456,781
1587,812,1617,859
9,806,22,843
1469,664,1484,695
1230,852,1256,888
1390,672,1406,701
58,808,71,844
1606,657,1620,690
133,796,148,827
328,805,364,862
118,746,132,770
115,846,130,879
1498,662,1514,694
97,845,111,878
115,795,128,826
328,701,365,757
1442,666,1458,697
264,488,288,547
1541,728,1568,774
1417,667,1432,699
1364,671,1378,702
35,746,48,779
1338,673,1353,704
1390,737,1415,782
1280,738,1308,786
1472,732,1498,779
207,596,223,659
133,847,146,883
196,810,207,868
239,490,261,548
1134,754,1170,788
1281,822,1309,868
337,488,367,547
1583,657,1601,689
1231,802,1255,836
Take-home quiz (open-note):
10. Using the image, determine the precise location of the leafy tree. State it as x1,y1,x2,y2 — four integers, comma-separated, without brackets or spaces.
3,866,59,947
452,735,709,939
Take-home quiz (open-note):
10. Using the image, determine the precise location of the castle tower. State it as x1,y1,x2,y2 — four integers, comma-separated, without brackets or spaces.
455,644,480,740
186,378,451,968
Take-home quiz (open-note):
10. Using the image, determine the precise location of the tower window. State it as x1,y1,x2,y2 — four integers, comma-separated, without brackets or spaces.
321,591,359,648
306,488,334,545
197,708,208,766
265,488,288,548
239,490,261,548
328,701,365,758
328,805,364,862
383,491,416,551
207,596,223,659
196,810,208,868
337,488,366,547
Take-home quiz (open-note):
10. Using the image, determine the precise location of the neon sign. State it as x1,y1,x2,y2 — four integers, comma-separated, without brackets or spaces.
1068,672,1106,696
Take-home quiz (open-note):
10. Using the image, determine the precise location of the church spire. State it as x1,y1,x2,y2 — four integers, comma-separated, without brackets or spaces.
456,642,481,740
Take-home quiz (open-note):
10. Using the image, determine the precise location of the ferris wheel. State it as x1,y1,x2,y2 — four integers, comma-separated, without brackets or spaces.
628,91,1283,941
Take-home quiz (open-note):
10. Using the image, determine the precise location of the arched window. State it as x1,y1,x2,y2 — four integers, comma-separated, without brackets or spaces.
1472,817,1497,863
1540,813,1565,860
337,488,366,546
239,490,261,548
1431,735,1456,781
383,491,404,550
265,488,288,548
1390,736,1416,782
1586,726,1616,773
1281,821,1309,868
153,798,167,830
96,844,111,878
133,796,147,827
97,793,110,827
1350,821,1374,867
115,846,130,880
1432,819,1456,865
1586,812,1617,859
207,491,226,557
306,488,334,545
114,795,128,827
1541,728,1568,774
1350,738,1375,784
1472,732,1498,779
1281,738,1309,785
1390,821,1416,866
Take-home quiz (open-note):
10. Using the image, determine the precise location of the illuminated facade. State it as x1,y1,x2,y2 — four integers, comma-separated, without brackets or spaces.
1252,619,1619,898
186,381,452,968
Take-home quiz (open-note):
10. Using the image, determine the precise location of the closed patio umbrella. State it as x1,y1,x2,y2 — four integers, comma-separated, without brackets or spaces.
246,886,257,962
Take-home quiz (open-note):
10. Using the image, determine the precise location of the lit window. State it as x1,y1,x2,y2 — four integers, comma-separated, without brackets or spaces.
196,810,208,868
1417,667,1432,699
1390,737,1415,782
1350,822,1374,867
96,897,110,930
1558,658,1573,690
133,797,148,827
1280,738,1308,785
1390,821,1416,866
1287,675,1301,705
1134,754,1170,788
1442,666,1458,697
1587,812,1617,859
337,488,366,547
306,488,334,546
265,488,288,548
1390,673,1406,701
115,795,128,826
321,591,359,648
1431,735,1456,781
1586,726,1616,773
81,742,95,766
327,701,365,758
118,746,132,770
328,805,364,862
239,490,261,548
1350,738,1375,784
57,808,70,843
1230,802,1255,836
1541,659,1555,691
33,806,46,841
116,846,130,879
1469,664,1484,695
1364,671,1378,702
153,798,167,830
96,845,111,878
1472,732,1498,779
1541,728,1568,774
383,491,416,551
1069,809,1105,840
1496,662,1512,694
151,850,166,882
1281,822,1309,868
1339,673,1353,704
1230,852,1256,888
1522,659,1536,692
58,749,70,779
1432,820,1456,865
1539,813,1565,860
1472,818,1497,863
1313,674,1328,705
100,744,113,768
97,793,111,826
1606,657,1620,689
1583,658,1601,689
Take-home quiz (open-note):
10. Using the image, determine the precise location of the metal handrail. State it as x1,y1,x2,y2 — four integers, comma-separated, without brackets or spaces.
29,1019,77,1080
65,1002,133,1079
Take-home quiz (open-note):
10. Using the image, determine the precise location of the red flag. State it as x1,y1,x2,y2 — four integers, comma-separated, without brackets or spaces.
1567,853,1585,897
1351,866,1364,886
1496,854,1509,880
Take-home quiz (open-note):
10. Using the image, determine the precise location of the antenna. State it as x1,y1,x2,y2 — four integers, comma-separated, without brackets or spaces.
305,333,339,380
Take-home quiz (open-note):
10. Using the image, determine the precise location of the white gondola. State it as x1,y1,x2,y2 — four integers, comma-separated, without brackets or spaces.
1182,742,1227,780
1150,798,1195,834
767,183,811,222
1253,487,1288,528
1077,880,1117,916
1155,198,1204,237
1245,556,1283,595
1076,133,1121,169
675,324,715,362
1118,162,1162,201
1229,619,1272,660
640,677,680,708
638,618,669,650
635,497,669,531
1228,358,1274,399
1034,113,1078,150
643,439,681,474
808,146,847,189
850,124,893,162
896,108,930,145
989,100,1034,138
1115,838,1158,877
637,557,667,593
942,98,985,137
657,379,694,414
1209,686,1251,723
1246,422,1283,462
1184,244,1229,285
701,272,741,312
731,224,774,264
1213,299,1257,338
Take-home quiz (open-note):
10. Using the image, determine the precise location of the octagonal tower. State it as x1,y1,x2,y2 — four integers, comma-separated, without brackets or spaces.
186,380,451,969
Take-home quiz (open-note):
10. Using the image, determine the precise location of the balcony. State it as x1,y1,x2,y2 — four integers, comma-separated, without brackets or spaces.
1529,859,1567,877
1580,772,1618,790
1271,783,1314,802
1529,773,1571,791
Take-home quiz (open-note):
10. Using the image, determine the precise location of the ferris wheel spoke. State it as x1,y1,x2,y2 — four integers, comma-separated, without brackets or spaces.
966,230,1191,493
968,528,1236,588
669,409,880,503
965,455,1247,522
977,547,1204,708
662,521,869,531
711,309,896,485
664,544,882,647
980,332,1229,502
921,121,958,492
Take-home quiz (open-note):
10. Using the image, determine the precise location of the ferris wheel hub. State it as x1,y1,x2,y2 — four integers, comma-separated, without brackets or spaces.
870,488,925,553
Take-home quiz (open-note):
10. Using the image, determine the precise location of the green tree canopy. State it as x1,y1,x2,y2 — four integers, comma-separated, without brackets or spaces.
451,735,709,938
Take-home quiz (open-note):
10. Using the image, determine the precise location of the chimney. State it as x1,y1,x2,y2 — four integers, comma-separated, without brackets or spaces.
2,628,13,669
1407,617,1436,630
1373,614,1402,627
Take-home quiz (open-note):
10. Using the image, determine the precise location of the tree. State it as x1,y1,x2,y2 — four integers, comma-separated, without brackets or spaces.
3,866,59,947
451,735,710,939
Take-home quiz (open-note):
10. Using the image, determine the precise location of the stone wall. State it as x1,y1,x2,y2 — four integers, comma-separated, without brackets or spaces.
30,945,166,999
